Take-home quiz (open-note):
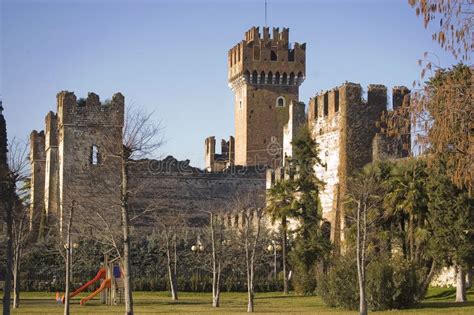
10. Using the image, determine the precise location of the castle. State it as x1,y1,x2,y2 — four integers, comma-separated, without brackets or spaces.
29,27,409,244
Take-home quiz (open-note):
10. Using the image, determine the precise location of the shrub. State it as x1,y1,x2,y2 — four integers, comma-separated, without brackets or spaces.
366,259,394,310
317,256,420,311
316,258,359,310
391,257,418,308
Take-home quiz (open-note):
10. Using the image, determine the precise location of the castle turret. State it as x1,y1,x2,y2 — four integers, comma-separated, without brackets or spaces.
29,130,46,234
44,112,59,221
228,27,306,167
56,91,124,232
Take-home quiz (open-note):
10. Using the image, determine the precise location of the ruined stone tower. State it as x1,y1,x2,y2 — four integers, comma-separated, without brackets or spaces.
30,92,124,232
228,27,306,167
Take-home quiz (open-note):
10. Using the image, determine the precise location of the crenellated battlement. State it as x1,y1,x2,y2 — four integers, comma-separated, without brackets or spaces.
308,83,410,127
205,136,235,172
45,111,58,149
228,26,306,89
30,130,45,161
57,91,124,127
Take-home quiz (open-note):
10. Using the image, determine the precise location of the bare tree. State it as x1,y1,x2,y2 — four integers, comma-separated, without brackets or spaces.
63,200,75,315
210,211,223,307
75,104,163,313
1,136,29,315
347,165,384,315
11,197,30,309
155,211,186,301
240,206,265,313
198,206,228,308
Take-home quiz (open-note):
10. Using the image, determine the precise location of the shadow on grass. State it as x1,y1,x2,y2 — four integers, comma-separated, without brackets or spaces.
415,301,474,309
256,295,306,300
137,300,206,306
426,288,456,299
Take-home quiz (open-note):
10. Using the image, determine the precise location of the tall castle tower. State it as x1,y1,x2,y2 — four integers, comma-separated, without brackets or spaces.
228,27,306,167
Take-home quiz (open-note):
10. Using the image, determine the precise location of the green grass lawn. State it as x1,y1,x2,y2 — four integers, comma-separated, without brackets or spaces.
10,287,474,314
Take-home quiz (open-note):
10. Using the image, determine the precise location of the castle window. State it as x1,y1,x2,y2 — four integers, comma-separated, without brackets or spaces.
259,71,265,84
334,90,340,112
276,96,285,107
324,93,329,116
253,46,260,60
282,73,288,85
244,70,250,82
275,72,281,85
91,145,100,165
267,72,273,84
251,70,258,84
288,49,295,62
271,50,277,61
297,72,303,85
239,100,242,109
289,72,295,85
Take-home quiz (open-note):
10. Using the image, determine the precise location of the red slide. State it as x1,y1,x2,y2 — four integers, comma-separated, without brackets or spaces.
80,278,111,305
62,268,106,303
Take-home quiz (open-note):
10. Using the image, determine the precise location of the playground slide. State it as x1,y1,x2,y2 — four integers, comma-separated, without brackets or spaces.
62,268,106,303
80,278,111,305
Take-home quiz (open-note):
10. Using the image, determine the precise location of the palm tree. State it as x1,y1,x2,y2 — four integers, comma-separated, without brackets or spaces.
266,179,296,294
384,158,428,263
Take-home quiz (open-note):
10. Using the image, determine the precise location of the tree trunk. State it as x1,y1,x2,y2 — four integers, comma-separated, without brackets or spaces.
3,194,13,315
409,212,415,262
121,157,134,315
356,200,368,315
166,250,178,301
211,213,220,307
417,259,437,301
64,201,74,315
13,215,25,309
245,212,254,313
13,243,21,309
165,232,178,301
455,265,467,302
466,266,472,289
282,217,288,295
400,214,407,259
245,209,261,313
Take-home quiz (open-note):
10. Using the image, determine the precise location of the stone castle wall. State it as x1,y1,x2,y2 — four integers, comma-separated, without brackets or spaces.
30,92,266,232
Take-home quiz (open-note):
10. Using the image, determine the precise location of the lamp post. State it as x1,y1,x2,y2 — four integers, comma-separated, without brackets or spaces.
267,240,281,280
191,240,204,290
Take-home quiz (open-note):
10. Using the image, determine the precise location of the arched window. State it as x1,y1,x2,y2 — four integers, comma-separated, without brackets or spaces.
282,73,288,85
259,71,265,84
267,71,273,84
91,145,100,165
289,72,295,85
251,70,258,84
275,72,281,85
244,70,250,82
297,72,303,84
276,96,286,107
271,50,277,61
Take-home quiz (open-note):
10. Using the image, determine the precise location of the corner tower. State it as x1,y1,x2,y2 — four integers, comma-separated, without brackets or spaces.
228,27,306,167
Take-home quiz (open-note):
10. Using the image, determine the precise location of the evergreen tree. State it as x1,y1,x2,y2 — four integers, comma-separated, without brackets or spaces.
427,156,474,302
287,125,331,294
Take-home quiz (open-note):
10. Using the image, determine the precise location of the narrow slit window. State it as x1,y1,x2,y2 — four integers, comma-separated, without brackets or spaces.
91,145,100,165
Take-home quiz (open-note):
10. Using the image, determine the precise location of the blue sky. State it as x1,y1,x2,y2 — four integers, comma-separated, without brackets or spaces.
1,0,457,167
